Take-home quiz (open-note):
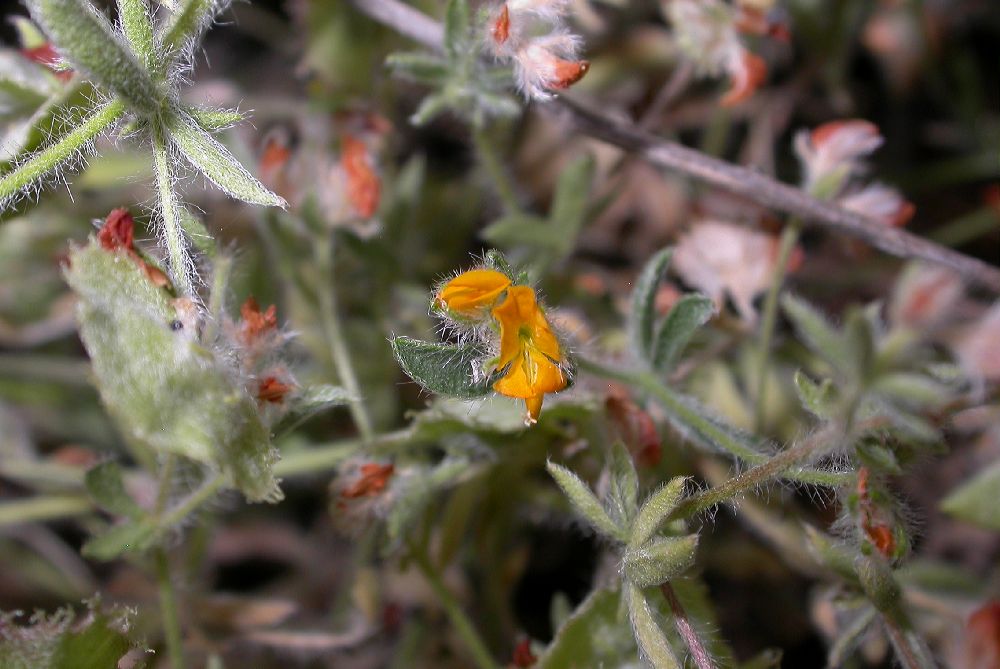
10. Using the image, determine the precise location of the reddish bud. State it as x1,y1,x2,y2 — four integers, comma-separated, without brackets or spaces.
257,376,293,404
492,4,511,45
963,602,1000,669
21,43,72,80
606,389,662,467
98,208,135,251
811,119,880,150
549,59,590,90
240,297,278,345
341,134,380,219
512,638,537,668
721,51,767,107
341,463,395,499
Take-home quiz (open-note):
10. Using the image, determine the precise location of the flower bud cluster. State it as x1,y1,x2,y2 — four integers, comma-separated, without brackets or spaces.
486,0,589,100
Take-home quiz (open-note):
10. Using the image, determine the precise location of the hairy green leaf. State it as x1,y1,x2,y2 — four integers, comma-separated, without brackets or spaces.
116,0,154,69
546,460,624,541
168,111,286,207
27,0,163,113
623,535,698,589
781,293,851,370
629,248,672,365
391,336,495,399
536,588,636,669
624,580,681,669
444,0,469,59
81,519,157,560
84,461,142,519
793,370,837,419
607,442,639,528
386,51,449,85
630,477,687,548
652,293,714,372
64,242,281,502
941,461,1000,531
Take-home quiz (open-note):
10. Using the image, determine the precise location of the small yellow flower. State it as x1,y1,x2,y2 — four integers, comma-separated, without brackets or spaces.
436,269,512,318
491,285,567,423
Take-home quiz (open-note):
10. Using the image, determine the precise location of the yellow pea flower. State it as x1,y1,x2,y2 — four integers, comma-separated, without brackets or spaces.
436,269,512,318
491,285,568,423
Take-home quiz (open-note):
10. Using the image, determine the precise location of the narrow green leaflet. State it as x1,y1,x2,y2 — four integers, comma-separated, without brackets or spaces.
84,461,142,519
793,370,836,419
546,460,624,541
385,52,450,85
607,442,639,527
630,477,687,548
630,248,672,364
547,154,595,256
781,293,852,371
157,0,228,67
116,0,154,70
187,105,246,132
81,519,157,560
168,111,286,208
625,581,681,669
27,0,163,114
64,242,281,502
652,293,714,372
941,461,1000,531
622,535,698,589
443,0,470,59
391,336,495,399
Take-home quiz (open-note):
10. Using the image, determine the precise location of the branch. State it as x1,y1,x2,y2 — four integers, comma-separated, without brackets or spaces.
347,0,1000,293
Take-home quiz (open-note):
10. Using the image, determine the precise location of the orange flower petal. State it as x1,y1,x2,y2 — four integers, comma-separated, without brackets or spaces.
437,269,512,317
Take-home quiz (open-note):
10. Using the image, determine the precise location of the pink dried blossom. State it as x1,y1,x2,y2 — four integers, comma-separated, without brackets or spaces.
794,119,883,192
839,183,915,227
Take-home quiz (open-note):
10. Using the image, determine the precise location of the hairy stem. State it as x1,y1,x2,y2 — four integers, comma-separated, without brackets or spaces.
411,544,501,669
578,357,851,487
660,582,716,669
671,426,839,519
151,122,193,296
883,613,938,669
155,549,185,669
753,219,801,433
314,234,374,441
0,98,126,205
472,125,521,214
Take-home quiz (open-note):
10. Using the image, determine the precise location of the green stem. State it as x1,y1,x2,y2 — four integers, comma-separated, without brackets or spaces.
671,426,838,519
151,122,193,296
411,544,501,669
159,474,224,529
578,357,851,487
472,124,521,214
0,98,126,204
314,234,374,441
202,252,232,343
155,549,185,669
274,429,412,478
0,495,93,527
753,219,802,433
